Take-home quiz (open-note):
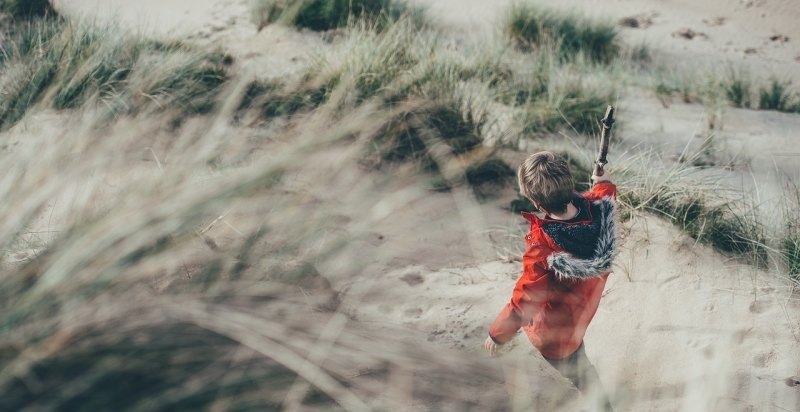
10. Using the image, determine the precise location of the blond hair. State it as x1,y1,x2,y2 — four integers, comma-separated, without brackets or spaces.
518,151,574,214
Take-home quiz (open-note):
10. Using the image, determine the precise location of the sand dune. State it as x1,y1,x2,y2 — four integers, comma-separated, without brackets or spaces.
41,0,800,410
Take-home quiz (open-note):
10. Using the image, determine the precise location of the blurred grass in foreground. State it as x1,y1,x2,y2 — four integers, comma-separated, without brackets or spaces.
1,3,798,411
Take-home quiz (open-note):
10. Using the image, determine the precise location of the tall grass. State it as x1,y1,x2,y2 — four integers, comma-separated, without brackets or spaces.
0,0,56,20
500,51,617,135
758,77,800,112
783,225,800,282
723,68,753,109
0,19,228,129
0,72,524,409
781,187,800,282
250,0,424,32
653,68,800,114
2,5,796,411
292,21,516,195
504,2,619,63
616,152,768,265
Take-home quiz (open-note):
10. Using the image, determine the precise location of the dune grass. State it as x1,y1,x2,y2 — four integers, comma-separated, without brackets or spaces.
235,78,330,123
758,77,800,113
250,0,424,32
616,153,768,266
504,57,616,135
781,190,800,282
0,0,56,20
504,2,619,63
0,19,228,129
783,226,800,282
723,69,754,109
0,67,522,409
653,68,800,114
291,22,517,196
2,3,798,410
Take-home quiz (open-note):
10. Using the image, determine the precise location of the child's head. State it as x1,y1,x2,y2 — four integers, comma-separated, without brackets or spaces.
518,151,574,214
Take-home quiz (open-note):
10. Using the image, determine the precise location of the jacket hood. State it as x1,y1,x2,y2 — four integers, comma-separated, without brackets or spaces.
540,195,618,281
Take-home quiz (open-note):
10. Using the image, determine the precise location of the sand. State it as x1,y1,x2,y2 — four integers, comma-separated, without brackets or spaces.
39,0,800,410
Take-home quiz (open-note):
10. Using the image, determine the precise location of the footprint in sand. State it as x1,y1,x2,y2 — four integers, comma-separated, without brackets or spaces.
618,13,656,29
748,299,769,314
399,272,424,286
733,327,753,344
702,344,714,359
685,338,702,349
673,28,709,40
752,350,775,368
704,302,716,313
702,17,726,27
657,274,681,290
768,34,790,43
403,307,423,318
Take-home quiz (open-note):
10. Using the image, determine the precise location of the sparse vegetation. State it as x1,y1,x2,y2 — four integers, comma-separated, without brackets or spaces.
0,0,56,20
372,102,485,163
466,157,516,198
651,70,701,107
250,0,424,32
723,69,753,109
2,1,799,411
758,77,799,112
0,19,228,129
617,155,768,265
781,190,800,282
653,69,800,114
783,225,800,281
518,86,611,135
504,2,619,63
235,79,330,122
494,48,617,135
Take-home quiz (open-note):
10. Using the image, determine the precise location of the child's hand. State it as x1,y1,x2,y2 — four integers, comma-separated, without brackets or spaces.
591,168,612,183
484,335,499,356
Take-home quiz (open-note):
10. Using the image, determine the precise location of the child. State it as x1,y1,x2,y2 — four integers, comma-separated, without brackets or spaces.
484,151,616,410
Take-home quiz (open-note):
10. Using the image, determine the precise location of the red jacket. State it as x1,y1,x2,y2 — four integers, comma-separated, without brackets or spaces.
489,182,618,360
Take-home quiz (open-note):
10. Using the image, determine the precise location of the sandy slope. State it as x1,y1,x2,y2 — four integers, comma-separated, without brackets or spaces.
45,0,800,410
57,0,800,78
409,0,800,82
354,213,800,411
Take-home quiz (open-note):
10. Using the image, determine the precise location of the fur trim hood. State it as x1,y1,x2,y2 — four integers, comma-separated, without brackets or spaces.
542,196,618,281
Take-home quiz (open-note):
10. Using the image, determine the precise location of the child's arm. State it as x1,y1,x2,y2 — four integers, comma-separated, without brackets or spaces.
585,169,616,201
487,242,552,347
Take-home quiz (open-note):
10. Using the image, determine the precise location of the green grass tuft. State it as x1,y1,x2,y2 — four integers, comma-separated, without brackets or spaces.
514,72,613,135
251,0,424,32
626,193,766,263
782,195,800,282
372,100,484,164
782,226,800,282
0,0,56,20
0,19,228,129
466,158,515,198
618,159,768,266
757,78,799,112
504,3,619,63
723,69,753,109
235,79,330,122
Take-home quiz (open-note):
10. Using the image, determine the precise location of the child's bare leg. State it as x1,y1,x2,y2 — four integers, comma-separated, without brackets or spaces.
545,343,614,411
